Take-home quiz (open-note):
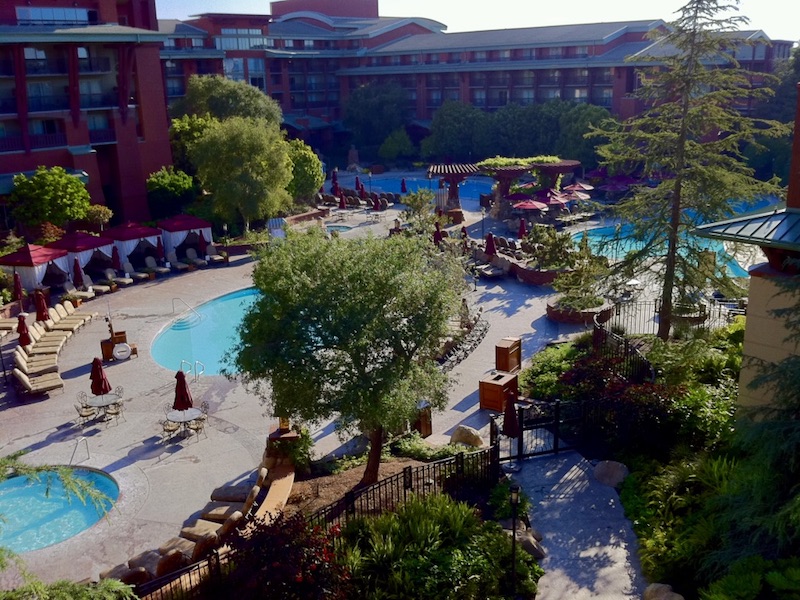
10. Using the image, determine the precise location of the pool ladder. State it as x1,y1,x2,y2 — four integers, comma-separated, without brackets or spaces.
181,359,205,382
69,436,90,465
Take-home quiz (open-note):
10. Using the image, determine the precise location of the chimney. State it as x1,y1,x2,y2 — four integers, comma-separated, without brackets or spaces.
788,82,800,210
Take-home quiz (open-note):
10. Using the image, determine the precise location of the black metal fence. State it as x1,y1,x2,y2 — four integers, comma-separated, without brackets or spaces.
592,322,655,383
136,548,228,600
489,399,581,462
609,299,744,337
308,446,500,530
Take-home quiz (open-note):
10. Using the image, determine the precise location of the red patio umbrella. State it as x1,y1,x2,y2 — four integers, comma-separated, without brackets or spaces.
34,289,48,322
502,393,520,438
372,197,380,211
518,218,527,240
331,169,338,184
338,195,347,210
12,272,23,312
564,181,594,192
564,190,591,201
111,246,123,271
16,314,31,347
354,175,361,189
90,357,112,396
359,186,367,200
433,222,443,246
485,232,497,256
332,182,340,197
198,230,208,256
72,258,84,289
173,370,194,411
513,200,548,211
400,178,407,193
156,237,165,261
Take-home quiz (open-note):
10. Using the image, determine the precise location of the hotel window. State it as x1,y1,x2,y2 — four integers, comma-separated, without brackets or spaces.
426,54,439,65
473,51,487,63
448,52,461,64
304,40,314,49
391,55,401,65
16,7,89,25
428,90,442,106
24,47,46,61
192,38,204,48
543,47,562,58
571,88,588,102
573,46,588,58
223,58,245,81
539,88,561,100
87,113,109,130
472,89,486,106
499,50,511,61
248,58,266,92
163,38,176,49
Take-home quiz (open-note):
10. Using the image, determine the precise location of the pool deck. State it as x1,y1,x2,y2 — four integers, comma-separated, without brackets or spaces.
0,177,645,597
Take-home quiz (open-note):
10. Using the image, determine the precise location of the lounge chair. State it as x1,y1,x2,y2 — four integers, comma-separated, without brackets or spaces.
0,318,19,331
205,245,226,264
63,280,95,301
210,467,268,502
185,248,207,267
82,274,111,295
57,302,94,325
44,308,81,334
103,268,134,287
99,564,151,585
15,346,58,370
200,484,260,523
158,532,219,564
31,321,71,343
13,368,64,395
144,255,171,275
122,261,149,282
26,326,66,354
127,548,187,580
179,510,243,543
14,350,58,376
166,251,190,272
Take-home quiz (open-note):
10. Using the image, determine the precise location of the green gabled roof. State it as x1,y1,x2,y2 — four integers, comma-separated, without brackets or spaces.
695,203,800,252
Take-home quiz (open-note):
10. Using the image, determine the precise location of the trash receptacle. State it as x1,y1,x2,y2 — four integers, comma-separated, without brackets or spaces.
413,400,432,438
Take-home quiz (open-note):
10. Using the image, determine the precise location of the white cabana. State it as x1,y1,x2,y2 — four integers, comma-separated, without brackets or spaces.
0,244,70,290
103,222,163,263
157,214,214,256
46,232,114,279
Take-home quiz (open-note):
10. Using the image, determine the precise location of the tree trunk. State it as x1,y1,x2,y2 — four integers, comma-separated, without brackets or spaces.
360,426,384,486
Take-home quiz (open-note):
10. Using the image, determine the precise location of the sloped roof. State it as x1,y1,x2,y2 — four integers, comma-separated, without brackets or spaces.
0,23,167,42
157,214,212,233
46,232,114,253
104,222,163,241
695,204,800,252
427,164,480,177
0,244,68,267
158,19,209,36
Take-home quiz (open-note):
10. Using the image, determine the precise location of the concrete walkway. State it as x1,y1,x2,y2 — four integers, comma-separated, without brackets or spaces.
0,183,645,595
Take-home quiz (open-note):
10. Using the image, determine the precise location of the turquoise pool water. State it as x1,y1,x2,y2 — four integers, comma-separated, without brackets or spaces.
151,287,259,375
327,224,352,233
367,175,495,198
0,468,118,553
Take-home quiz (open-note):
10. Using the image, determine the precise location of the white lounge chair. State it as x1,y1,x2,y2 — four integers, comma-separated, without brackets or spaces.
206,245,226,264
82,274,111,295
122,261,149,282
166,251,190,272
185,248,207,267
13,368,64,395
63,280,95,301
144,256,171,275
104,268,134,287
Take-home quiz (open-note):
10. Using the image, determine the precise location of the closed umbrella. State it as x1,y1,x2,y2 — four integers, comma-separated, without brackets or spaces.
485,232,497,256
173,370,194,411
502,393,520,438
400,178,407,193
198,231,208,256
354,175,361,189
16,314,31,347
338,195,347,210
359,186,367,200
13,272,23,312
90,357,112,396
72,258,84,289
372,197,380,211
34,290,48,322
332,182,340,197
433,222,443,246
518,218,527,240
156,237,165,261
111,246,123,271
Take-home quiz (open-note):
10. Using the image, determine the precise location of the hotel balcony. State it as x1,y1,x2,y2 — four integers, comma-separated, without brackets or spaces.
28,95,70,112
80,92,118,109
0,97,16,113
89,128,116,144
164,65,184,77
30,132,67,148
78,57,112,73
25,59,68,76
0,135,24,152
0,61,14,77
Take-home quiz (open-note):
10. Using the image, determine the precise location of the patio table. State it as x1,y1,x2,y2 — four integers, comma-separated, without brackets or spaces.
167,408,203,436
86,393,122,420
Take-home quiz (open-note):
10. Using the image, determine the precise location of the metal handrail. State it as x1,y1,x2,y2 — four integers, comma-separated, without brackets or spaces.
180,359,193,375
172,297,201,320
194,361,205,381
69,437,89,465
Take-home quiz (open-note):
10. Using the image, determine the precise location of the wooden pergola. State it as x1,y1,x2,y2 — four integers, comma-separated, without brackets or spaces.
427,164,481,202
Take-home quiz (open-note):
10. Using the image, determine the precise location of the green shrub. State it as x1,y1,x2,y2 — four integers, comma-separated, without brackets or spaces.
700,556,800,600
487,478,533,520
390,431,465,461
519,342,589,400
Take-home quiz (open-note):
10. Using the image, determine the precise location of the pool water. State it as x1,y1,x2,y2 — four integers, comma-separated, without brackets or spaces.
367,175,495,198
327,224,352,233
0,468,118,553
151,287,259,375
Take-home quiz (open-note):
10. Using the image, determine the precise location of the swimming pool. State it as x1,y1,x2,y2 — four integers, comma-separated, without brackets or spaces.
0,467,118,553
327,224,352,233
151,287,259,375
361,175,495,198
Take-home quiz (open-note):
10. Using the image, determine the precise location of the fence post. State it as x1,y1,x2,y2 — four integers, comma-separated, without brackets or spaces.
345,491,355,521
489,418,497,446
554,399,561,454
403,466,412,502
517,405,524,459
491,442,500,481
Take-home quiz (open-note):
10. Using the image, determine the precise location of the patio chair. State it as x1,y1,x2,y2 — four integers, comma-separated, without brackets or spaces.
13,368,64,395
158,532,219,564
160,419,181,443
200,484,260,523
179,510,243,543
14,350,58,376
166,251,190,272
63,281,95,301
187,418,207,440
144,255,170,275
74,403,98,427
104,401,125,426
103,268,134,287
210,467,268,502
185,248,208,267
205,245,226,264
82,274,111,295
122,261,149,282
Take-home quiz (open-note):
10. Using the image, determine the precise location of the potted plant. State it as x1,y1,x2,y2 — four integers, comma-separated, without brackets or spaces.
59,292,82,307
512,225,573,286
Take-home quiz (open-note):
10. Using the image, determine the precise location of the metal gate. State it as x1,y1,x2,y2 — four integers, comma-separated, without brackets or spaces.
490,399,581,462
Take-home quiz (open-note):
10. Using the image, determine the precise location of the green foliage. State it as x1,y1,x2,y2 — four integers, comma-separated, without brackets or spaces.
378,128,416,163
84,205,113,229
10,166,90,229
341,494,543,599
525,224,576,271
0,232,24,258
422,101,488,161
519,341,590,400
169,113,217,176
146,166,196,219
171,74,282,124
271,425,314,474
551,233,609,311
487,479,533,520
214,511,352,599
589,0,788,339
230,230,464,485
189,116,292,231
700,556,800,600
390,432,466,461
0,578,138,599
286,139,324,202
401,189,438,235
343,82,409,156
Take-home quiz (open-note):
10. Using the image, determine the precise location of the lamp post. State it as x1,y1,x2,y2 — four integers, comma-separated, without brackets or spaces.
510,483,520,597
481,206,486,240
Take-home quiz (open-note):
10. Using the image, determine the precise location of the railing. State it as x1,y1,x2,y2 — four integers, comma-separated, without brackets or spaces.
181,359,205,382
0,97,16,113
172,297,201,319
29,133,67,148
25,58,68,75
592,321,655,384
308,446,499,531
136,548,227,600
80,92,118,108
28,95,70,112
0,60,13,76
78,57,112,73
69,436,90,465
89,128,116,144
0,135,24,152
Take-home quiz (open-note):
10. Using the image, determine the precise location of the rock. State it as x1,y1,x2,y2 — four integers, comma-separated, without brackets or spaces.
529,526,543,541
516,530,546,560
450,425,484,447
594,460,629,487
644,583,685,600
498,518,526,532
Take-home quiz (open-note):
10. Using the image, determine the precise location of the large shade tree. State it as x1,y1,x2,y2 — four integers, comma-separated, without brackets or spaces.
171,75,282,124
343,82,409,153
286,138,324,203
10,166,91,230
590,0,788,340
231,231,464,485
189,116,292,231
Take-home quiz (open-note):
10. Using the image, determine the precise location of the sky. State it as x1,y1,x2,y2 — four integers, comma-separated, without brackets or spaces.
156,0,800,42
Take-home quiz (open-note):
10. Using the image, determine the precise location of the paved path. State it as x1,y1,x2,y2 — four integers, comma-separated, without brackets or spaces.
0,182,645,595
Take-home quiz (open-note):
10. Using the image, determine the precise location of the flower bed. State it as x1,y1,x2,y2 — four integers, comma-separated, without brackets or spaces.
546,300,614,325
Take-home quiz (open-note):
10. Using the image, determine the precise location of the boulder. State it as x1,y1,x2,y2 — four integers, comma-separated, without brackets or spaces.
644,583,685,600
507,529,545,560
594,460,629,487
450,425,484,447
